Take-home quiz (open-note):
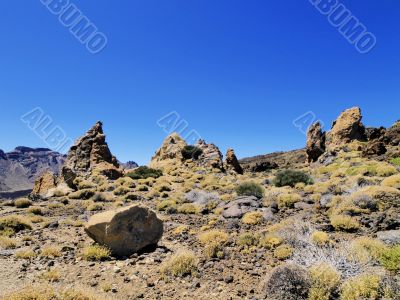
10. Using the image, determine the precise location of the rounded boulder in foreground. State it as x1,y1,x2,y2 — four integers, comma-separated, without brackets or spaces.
84,205,163,257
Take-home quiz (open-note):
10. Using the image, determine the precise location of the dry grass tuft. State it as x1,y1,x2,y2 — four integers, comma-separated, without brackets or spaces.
82,245,111,261
160,250,198,278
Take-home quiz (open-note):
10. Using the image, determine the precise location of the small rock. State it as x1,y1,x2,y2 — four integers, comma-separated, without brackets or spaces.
377,230,400,245
224,276,234,284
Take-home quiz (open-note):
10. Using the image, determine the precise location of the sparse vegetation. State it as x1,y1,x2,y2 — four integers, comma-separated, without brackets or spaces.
15,249,37,259
14,198,32,208
309,263,341,300
68,189,95,200
0,215,32,235
340,274,381,300
82,245,111,261
198,230,229,259
28,206,43,215
160,250,198,278
273,245,293,260
273,169,313,187
177,203,200,214
277,193,301,208
311,231,329,246
390,157,400,166
330,215,360,232
126,166,162,180
41,245,62,258
0,236,17,249
379,245,400,272
242,211,263,225
235,182,264,199
181,145,203,160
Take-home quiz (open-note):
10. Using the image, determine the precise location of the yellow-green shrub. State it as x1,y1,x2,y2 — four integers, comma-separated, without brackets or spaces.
177,203,200,214
82,245,111,261
160,250,198,277
277,193,301,208
309,263,341,300
242,212,263,225
350,237,388,263
330,215,360,232
379,245,400,272
381,174,400,189
0,236,17,249
14,198,32,208
259,234,282,249
311,231,329,246
273,245,293,260
340,274,381,300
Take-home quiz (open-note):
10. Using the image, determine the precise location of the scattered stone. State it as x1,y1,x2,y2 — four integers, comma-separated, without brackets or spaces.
220,196,261,219
85,205,163,257
377,230,400,245
184,190,220,205
0,250,14,257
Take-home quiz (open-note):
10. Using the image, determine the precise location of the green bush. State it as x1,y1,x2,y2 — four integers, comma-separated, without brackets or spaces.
273,169,313,187
379,245,400,272
181,145,203,160
236,182,264,199
390,157,400,166
126,166,162,180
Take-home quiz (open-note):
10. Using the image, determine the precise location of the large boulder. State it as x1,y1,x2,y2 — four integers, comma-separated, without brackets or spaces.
31,171,57,198
220,196,261,218
362,140,387,157
306,122,326,163
85,205,163,257
224,148,243,174
262,264,311,300
326,107,367,149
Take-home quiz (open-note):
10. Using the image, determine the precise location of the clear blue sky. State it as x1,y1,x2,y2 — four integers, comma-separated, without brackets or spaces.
1,1,399,165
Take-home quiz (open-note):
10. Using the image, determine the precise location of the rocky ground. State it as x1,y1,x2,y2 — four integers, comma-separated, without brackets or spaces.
1,107,400,299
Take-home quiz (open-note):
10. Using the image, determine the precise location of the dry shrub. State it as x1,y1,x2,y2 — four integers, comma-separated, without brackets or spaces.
160,250,198,278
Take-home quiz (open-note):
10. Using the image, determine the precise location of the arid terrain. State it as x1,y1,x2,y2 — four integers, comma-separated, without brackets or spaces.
1,107,400,300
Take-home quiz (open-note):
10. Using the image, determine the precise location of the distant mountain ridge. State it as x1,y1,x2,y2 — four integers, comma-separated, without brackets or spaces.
0,147,66,193
0,145,139,197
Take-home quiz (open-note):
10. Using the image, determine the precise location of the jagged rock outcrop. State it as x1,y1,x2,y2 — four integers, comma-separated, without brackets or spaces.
362,140,387,157
326,107,367,149
196,139,224,171
0,147,65,194
384,121,400,146
85,205,163,257
366,127,386,141
61,121,122,185
150,134,226,172
149,133,187,170
224,149,243,174
306,122,326,163
31,171,57,197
